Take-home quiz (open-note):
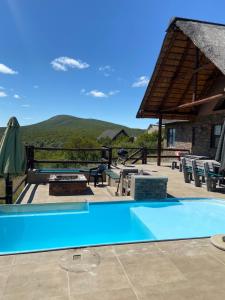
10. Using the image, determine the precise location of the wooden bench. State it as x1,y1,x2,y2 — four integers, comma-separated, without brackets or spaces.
105,170,120,187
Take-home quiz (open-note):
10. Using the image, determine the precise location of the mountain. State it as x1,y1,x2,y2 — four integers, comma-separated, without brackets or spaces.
0,115,144,147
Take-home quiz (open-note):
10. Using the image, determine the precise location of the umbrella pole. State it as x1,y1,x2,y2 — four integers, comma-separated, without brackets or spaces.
5,174,13,204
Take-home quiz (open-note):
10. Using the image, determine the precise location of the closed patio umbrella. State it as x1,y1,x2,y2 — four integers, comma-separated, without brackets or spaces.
215,120,225,172
0,117,26,203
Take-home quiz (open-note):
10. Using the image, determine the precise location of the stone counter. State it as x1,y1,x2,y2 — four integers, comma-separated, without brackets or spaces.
130,175,168,200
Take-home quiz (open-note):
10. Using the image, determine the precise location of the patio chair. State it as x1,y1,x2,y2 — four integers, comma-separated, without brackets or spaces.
87,164,107,187
203,162,223,192
181,156,209,186
181,157,193,183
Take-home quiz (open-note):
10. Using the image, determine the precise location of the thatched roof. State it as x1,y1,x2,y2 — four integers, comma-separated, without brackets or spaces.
98,129,128,140
177,19,225,74
137,17,225,120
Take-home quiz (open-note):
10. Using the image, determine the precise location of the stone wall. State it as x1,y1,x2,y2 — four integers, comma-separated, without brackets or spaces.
130,176,168,200
165,113,225,158
165,122,192,150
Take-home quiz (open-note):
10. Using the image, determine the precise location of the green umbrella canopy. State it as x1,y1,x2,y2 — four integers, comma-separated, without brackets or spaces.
0,117,26,177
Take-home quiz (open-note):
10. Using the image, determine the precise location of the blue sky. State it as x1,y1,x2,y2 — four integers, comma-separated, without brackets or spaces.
0,0,225,129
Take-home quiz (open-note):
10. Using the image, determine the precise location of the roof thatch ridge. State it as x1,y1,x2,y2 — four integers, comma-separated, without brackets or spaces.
175,18,225,75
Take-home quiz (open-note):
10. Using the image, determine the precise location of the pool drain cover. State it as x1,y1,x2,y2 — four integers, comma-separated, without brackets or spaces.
59,249,101,273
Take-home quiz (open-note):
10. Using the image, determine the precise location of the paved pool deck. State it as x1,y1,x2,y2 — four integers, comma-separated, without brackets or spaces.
3,163,225,299
1,239,225,299
20,163,225,204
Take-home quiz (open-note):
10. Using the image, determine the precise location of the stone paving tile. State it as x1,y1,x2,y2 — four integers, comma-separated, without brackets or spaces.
113,242,162,257
68,258,130,296
14,249,67,265
87,245,115,258
118,252,186,288
1,294,69,300
205,242,225,264
0,255,15,267
167,253,225,293
69,288,138,300
3,262,68,299
169,253,225,275
156,239,212,257
0,266,12,299
136,285,225,300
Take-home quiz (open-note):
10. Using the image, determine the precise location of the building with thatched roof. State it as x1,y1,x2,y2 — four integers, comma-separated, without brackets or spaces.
97,129,129,141
147,124,159,134
137,17,225,161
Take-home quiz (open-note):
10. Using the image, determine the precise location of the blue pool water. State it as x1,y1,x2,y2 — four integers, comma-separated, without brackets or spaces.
38,168,84,173
1,198,225,255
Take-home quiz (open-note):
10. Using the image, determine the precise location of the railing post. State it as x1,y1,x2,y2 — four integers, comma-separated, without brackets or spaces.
157,115,162,166
108,147,112,169
101,146,107,160
5,174,13,204
27,145,34,169
142,147,147,164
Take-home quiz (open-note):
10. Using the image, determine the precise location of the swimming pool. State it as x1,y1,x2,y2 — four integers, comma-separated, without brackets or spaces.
38,168,89,174
1,198,225,255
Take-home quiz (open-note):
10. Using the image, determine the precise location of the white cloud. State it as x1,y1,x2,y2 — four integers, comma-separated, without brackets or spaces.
108,90,120,96
87,90,108,98
51,56,89,71
0,91,7,97
0,63,18,75
98,65,114,77
21,104,30,107
132,76,149,87
14,94,21,99
33,85,39,89
85,89,120,98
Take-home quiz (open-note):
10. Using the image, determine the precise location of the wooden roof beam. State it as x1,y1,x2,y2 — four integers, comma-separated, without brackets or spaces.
162,92,225,112
159,39,191,110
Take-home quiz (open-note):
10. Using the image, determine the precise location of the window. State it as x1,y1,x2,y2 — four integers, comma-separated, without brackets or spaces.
192,127,196,146
167,128,176,147
211,124,222,148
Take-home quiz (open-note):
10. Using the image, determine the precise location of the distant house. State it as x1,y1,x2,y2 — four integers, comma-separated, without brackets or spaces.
147,124,158,134
98,129,129,141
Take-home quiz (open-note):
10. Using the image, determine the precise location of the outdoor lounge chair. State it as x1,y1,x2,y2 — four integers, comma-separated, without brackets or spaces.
87,164,107,187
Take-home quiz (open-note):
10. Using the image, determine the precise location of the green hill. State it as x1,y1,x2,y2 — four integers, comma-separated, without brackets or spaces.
0,115,144,147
